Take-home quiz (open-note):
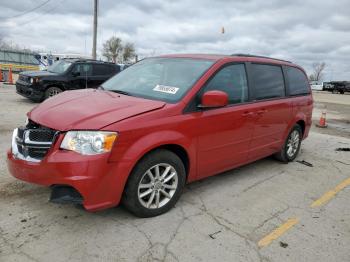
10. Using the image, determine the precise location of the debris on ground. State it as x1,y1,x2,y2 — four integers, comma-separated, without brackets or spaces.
335,147,350,152
20,219,27,223
209,230,222,239
336,160,350,165
296,160,313,167
279,241,289,248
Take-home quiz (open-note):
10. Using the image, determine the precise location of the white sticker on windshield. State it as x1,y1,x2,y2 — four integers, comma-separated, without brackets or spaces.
153,85,179,94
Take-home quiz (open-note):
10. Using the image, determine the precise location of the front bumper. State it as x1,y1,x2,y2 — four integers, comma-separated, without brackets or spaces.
16,82,44,101
7,145,133,211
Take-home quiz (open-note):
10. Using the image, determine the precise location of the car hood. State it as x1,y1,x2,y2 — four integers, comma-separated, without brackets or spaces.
28,89,166,131
21,70,58,77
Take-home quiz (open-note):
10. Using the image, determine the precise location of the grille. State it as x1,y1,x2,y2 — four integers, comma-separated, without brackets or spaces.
28,147,48,159
12,121,58,162
29,129,56,142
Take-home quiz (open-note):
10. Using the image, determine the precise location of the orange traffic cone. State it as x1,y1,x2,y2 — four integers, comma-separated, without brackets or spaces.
0,65,3,82
316,110,327,128
6,65,14,85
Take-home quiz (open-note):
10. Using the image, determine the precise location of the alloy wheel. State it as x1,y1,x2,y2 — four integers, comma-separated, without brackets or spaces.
286,130,300,158
49,89,61,97
137,163,178,209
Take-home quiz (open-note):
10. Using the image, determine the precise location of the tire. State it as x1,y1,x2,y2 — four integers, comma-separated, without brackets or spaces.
123,149,186,217
274,124,302,163
340,90,345,94
44,86,62,99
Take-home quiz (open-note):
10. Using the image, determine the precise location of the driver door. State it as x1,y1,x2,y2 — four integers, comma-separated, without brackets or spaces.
188,64,256,179
68,63,92,90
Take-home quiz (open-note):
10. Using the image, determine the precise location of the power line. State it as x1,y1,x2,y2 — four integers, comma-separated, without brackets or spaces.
2,0,67,27
0,0,52,20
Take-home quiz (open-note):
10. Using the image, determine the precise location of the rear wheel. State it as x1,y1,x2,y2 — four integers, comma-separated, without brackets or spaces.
274,124,302,163
45,86,62,99
123,149,186,217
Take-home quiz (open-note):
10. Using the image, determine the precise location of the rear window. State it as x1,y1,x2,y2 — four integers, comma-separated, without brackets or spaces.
251,64,285,100
93,64,114,75
286,67,310,95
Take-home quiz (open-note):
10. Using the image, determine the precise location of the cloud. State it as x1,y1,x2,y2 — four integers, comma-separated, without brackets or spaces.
0,0,349,80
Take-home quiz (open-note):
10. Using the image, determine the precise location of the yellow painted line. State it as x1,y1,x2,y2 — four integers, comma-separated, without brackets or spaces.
311,177,350,208
258,218,299,248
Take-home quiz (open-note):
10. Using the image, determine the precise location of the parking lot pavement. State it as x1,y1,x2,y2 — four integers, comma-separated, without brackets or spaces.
1,85,350,261
312,91,350,139
312,91,350,106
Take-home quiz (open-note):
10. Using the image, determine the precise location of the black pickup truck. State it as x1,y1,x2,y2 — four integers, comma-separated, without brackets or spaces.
16,58,121,102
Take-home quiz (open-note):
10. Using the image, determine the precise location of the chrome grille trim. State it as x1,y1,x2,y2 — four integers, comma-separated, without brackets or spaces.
11,127,58,162
24,130,52,145
12,128,41,162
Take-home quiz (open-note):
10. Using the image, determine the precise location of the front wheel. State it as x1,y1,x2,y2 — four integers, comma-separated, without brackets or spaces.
45,86,62,99
123,149,186,217
274,124,302,163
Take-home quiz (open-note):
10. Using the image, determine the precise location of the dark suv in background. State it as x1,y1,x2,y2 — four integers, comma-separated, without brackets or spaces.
16,58,121,102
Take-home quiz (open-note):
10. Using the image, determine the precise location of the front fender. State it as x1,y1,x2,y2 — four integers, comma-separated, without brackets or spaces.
42,80,66,90
109,130,197,182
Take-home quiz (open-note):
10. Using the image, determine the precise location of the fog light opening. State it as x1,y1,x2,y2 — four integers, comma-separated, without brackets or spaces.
50,185,83,205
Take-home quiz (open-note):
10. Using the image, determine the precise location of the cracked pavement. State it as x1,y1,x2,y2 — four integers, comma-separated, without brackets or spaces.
1,86,350,261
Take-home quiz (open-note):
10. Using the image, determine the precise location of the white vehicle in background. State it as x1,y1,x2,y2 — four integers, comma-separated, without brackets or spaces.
36,53,91,70
310,81,324,91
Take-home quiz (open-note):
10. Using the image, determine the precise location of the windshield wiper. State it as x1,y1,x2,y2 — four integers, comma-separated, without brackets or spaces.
110,90,131,96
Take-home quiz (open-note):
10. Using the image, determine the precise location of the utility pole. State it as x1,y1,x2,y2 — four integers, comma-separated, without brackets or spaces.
92,0,98,60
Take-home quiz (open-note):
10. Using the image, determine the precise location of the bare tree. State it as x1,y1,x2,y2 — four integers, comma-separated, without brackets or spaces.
102,36,137,63
122,42,136,63
102,36,123,63
309,62,326,81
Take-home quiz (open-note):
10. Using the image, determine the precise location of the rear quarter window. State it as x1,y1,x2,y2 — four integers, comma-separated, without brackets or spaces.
286,66,310,96
250,64,285,100
93,64,114,76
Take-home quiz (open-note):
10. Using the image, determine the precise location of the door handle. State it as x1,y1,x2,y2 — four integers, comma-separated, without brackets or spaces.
257,109,267,115
242,111,255,117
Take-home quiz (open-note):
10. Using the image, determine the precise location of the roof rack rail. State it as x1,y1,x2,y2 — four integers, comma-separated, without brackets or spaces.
63,57,115,64
231,53,292,63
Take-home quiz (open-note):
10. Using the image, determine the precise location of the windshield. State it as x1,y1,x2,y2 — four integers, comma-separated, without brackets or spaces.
101,58,214,102
47,60,72,74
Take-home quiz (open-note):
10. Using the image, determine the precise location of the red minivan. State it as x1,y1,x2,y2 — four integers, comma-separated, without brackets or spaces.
7,54,313,217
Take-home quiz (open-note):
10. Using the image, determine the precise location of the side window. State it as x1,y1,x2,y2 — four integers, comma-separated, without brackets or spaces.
202,64,248,104
72,63,92,76
93,64,113,75
286,67,310,95
250,64,285,100
114,65,121,73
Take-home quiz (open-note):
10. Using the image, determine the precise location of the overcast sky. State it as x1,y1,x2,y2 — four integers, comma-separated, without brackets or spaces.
0,0,350,80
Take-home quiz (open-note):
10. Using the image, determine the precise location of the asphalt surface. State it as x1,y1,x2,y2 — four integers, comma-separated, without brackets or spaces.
1,85,350,262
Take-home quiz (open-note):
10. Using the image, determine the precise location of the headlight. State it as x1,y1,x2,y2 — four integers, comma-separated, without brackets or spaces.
30,77,39,84
60,131,118,155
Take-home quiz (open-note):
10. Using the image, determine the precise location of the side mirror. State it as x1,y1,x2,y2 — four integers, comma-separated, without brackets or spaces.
72,71,80,77
198,90,228,108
